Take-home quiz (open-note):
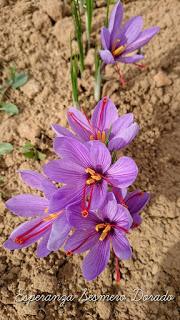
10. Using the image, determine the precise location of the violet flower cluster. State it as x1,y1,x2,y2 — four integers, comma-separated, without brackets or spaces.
3,1,158,281
4,97,149,281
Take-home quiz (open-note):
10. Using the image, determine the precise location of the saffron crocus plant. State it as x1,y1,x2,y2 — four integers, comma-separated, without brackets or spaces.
100,0,159,65
4,170,72,257
52,96,139,152
113,187,150,228
64,193,132,281
44,137,138,216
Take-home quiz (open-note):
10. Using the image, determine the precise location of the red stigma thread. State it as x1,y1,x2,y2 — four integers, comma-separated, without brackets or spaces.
81,184,94,217
15,221,50,244
97,96,108,130
68,112,92,134
115,255,121,285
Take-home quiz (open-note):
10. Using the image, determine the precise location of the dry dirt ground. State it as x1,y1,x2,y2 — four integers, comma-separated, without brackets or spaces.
0,0,180,319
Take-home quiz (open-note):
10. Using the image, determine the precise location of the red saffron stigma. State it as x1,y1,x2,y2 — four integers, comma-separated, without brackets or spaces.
113,190,128,208
15,224,50,244
97,96,108,130
66,232,96,255
115,255,121,285
81,184,94,217
68,112,92,134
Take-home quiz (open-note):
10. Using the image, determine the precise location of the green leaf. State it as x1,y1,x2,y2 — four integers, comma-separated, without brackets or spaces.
23,151,35,159
0,102,19,115
11,73,28,89
0,143,13,156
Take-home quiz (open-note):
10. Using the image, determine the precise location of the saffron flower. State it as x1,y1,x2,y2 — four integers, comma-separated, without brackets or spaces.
64,193,132,281
100,0,160,65
52,97,139,152
4,170,71,257
113,187,150,228
44,137,138,216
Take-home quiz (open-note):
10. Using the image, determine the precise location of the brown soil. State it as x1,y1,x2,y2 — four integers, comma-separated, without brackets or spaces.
0,0,180,319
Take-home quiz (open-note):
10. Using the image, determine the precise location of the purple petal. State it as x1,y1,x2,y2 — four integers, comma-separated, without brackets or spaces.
117,54,144,64
4,218,45,250
124,26,160,54
44,159,85,184
82,239,110,281
131,213,142,227
108,123,140,151
53,137,91,168
112,187,127,202
90,181,108,210
109,1,123,37
114,204,133,229
100,192,117,221
36,230,51,258
107,156,138,188
47,213,71,251
19,170,46,191
99,50,115,64
119,16,143,45
51,124,74,138
111,230,132,259
48,186,83,213
64,230,99,254
125,190,150,215
67,107,94,140
6,195,49,217
89,140,112,172
41,179,57,200
101,27,110,50
111,114,134,136
91,97,118,133
67,203,100,229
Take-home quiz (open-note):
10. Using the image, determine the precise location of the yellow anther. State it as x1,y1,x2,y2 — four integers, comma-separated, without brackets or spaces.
97,130,102,140
112,45,126,57
101,131,106,143
99,225,111,241
95,223,111,241
91,175,101,181
44,207,49,213
90,135,95,141
43,212,59,222
86,178,95,185
85,168,96,175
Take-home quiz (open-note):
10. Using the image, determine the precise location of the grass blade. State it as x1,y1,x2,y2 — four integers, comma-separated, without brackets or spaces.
94,48,102,102
72,0,84,73
85,0,93,48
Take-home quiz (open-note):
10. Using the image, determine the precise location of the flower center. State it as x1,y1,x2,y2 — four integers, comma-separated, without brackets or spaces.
95,223,112,241
14,212,61,244
112,39,126,57
85,168,102,185
90,130,106,143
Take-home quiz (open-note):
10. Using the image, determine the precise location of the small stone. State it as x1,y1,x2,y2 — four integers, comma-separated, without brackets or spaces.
163,94,171,104
154,70,172,87
85,49,95,67
52,18,74,45
32,11,51,30
96,301,111,320
40,0,62,21
21,79,40,99
17,123,41,142
151,264,159,275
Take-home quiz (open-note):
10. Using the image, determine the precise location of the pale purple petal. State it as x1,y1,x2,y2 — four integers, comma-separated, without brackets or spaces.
107,156,138,188
131,213,142,227
67,107,94,140
90,180,108,210
101,27,110,50
6,195,49,217
41,179,57,200
51,124,74,138
108,123,140,151
48,186,83,213
53,137,91,168
100,193,117,221
44,159,85,184
36,230,51,258
114,204,133,229
19,170,46,191
117,54,144,64
112,187,128,202
111,114,134,137
47,214,71,251
109,1,123,37
124,26,160,54
64,230,99,254
100,50,115,64
89,141,112,172
82,239,110,281
119,16,143,45
67,203,100,229
91,97,118,133
4,218,45,250
111,230,132,259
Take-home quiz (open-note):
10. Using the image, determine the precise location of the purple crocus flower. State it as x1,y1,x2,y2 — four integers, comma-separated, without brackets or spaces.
64,193,132,281
52,97,139,152
100,0,160,65
113,187,150,228
4,170,72,257
44,137,138,216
